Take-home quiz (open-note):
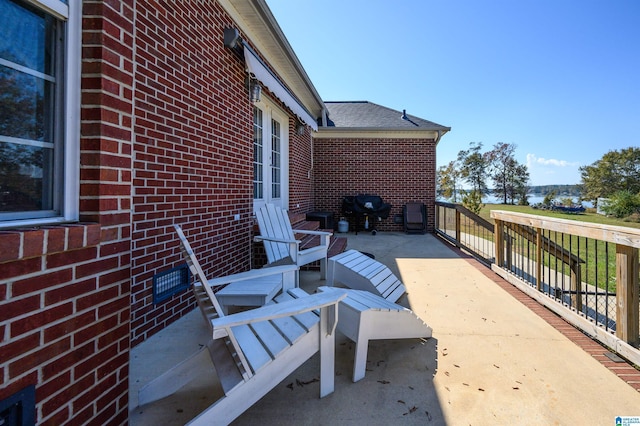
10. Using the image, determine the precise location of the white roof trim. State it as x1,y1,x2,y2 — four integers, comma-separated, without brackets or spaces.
244,44,318,131
313,128,443,140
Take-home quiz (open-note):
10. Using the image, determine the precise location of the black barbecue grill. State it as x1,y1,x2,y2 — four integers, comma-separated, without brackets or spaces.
341,194,392,235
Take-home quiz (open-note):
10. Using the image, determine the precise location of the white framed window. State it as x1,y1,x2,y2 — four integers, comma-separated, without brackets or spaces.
0,0,80,229
253,98,289,212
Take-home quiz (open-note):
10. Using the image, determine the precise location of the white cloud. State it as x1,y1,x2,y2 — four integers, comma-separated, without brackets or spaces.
526,154,580,168
526,154,581,185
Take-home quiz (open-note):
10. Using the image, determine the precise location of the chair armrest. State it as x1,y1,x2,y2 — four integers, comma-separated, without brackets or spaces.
211,291,346,336
293,229,333,237
254,235,301,245
206,264,299,287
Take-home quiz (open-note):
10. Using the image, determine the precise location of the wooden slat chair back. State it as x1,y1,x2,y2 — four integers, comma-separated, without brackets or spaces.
328,249,406,303
139,225,345,425
177,223,294,314
173,224,254,381
257,203,295,264
255,203,332,283
174,224,226,319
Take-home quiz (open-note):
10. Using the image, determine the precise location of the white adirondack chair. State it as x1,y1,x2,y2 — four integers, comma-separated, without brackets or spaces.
317,286,432,382
255,204,332,284
138,225,345,425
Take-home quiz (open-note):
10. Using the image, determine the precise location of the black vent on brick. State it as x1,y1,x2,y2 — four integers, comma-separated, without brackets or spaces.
153,264,190,304
0,385,35,426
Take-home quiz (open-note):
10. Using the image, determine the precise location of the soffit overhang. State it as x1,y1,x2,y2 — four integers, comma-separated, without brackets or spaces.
219,0,324,121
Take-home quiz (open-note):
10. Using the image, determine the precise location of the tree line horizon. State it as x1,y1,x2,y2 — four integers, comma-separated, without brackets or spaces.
437,143,640,216
478,184,582,196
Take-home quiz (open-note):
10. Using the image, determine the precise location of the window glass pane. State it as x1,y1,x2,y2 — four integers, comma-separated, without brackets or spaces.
0,142,53,212
253,107,263,199
0,0,56,74
271,119,281,199
0,0,60,221
0,67,54,141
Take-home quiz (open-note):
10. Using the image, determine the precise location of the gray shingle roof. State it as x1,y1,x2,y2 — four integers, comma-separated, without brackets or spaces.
322,101,450,131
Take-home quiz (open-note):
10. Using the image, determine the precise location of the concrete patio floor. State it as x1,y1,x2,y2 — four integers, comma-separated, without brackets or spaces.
129,232,640,425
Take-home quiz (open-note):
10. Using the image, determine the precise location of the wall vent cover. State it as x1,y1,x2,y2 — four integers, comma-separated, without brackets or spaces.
0,384,35,426
153,264,190,304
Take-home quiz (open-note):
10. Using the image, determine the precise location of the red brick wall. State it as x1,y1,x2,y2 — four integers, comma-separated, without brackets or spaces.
1,1,316,423
313,137,437,232
129,1,255,345
0,1,134,424
129,2,314,345
288,121,315,215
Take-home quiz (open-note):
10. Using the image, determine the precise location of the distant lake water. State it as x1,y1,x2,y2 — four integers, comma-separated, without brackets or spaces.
442,195,593,208
483,194,594,208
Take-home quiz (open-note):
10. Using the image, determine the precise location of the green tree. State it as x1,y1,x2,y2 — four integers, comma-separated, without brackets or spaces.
486,142,515,204
437,160,461,202
542,191,556,206
485,142,529,204
601,190,640,218
511,163,530,205
580,147,640,204
457,142,487,196
461,189,484,214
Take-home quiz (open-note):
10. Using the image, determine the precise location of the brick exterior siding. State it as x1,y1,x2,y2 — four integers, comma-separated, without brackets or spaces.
0,1,439,424
0,1,134,424
0,1,317,424
128,3,316,346
313,137,437,233
288,122,315,215
128,0,255,347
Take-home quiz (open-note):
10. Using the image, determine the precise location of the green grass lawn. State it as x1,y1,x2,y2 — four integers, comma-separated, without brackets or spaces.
480,204,640,230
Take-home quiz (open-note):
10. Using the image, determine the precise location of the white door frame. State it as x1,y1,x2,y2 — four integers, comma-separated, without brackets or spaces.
252,97,289,212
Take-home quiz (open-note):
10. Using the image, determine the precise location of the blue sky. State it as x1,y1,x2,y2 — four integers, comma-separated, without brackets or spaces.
266,0,640,186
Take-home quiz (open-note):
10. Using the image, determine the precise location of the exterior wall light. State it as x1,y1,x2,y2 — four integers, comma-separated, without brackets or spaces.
250,80,262,103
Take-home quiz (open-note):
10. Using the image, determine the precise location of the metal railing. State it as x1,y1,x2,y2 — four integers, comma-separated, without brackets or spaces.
434,202,640,365
497,220,612,327
435,201,495,265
